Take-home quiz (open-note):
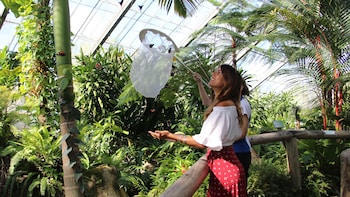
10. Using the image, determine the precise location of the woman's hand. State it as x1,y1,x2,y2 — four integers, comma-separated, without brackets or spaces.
193,72,202,83
148,130,170,140
149,130,207,149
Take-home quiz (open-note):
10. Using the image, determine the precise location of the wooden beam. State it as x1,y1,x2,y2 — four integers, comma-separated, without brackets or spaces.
292,130,350,139
249,130,294,145
92,0,137,55
249,130,350,145
0,8,9,29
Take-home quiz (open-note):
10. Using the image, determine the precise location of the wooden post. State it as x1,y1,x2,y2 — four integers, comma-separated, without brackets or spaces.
160,155,209,197
283,137,301,195
340,149,350,197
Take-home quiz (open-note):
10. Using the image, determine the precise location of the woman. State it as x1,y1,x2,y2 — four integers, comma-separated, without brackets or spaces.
149,64,247,197
193,70,252,182
233,80,252,180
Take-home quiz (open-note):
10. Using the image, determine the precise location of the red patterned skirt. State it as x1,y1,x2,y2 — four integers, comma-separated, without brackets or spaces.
206,146,247,197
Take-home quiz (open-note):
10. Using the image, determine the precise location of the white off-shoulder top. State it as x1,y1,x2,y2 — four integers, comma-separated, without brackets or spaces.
192,106,242,151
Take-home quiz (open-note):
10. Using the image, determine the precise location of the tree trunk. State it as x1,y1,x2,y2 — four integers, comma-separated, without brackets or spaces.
53,0,83,196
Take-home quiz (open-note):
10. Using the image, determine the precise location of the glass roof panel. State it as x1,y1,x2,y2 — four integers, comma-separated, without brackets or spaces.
0,0,302,95
0,0,325,98
70,0,124,55
0,4,21,51
97,0,220,54
0,0,290,94
1,0,220,58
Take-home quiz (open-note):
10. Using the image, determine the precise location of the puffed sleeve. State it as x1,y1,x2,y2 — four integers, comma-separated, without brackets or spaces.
192,109,234,151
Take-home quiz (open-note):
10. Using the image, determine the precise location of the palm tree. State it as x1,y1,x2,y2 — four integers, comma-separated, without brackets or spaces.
53,0,83,196
195,0,350,129
159,0,203,17
258,0,350,130
192,0,276,67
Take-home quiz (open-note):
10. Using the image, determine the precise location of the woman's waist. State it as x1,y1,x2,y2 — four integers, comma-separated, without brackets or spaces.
207,145,234,153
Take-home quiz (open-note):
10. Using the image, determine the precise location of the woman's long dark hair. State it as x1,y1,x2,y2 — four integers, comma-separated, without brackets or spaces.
204,64,243,127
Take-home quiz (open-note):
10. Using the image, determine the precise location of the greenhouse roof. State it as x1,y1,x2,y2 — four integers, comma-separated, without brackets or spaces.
0,0,293,94
0,0,219,57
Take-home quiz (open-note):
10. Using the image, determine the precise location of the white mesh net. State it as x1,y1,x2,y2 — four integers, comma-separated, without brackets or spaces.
130,29,177,98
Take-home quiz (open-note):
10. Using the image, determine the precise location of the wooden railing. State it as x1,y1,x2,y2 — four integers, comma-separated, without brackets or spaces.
160,130,350,197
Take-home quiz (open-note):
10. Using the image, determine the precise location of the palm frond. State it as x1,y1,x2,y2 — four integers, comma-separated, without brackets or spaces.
158,0,203,17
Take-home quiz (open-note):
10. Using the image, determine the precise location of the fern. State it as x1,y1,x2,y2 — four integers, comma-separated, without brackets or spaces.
1,126,62,196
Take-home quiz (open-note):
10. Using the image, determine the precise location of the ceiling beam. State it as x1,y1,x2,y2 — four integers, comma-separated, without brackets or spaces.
92,0,136,55
0,8,9,30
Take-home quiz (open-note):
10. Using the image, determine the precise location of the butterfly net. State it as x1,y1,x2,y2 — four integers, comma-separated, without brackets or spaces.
130,29,177,98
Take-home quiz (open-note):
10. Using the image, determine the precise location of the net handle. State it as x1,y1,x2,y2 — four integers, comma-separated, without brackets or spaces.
174,54,211,89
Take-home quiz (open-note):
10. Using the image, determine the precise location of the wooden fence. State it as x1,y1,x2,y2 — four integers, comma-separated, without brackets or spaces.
160,130,350,197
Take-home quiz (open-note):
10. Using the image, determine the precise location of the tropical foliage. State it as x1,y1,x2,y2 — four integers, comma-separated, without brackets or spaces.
14,0,58,128
245,0,350,130
249,91,298,133
248,159,293,196
298,138,350,196
1,127,63,197
0,0,350,196
74,47,133,122
191,0,350,131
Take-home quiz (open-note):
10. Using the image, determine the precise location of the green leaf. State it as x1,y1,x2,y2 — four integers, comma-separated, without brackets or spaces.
97,97,103,109
0,145,17,157
59,78,69,90
28,180,41,197
1,0,21,17
40,177,48,196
